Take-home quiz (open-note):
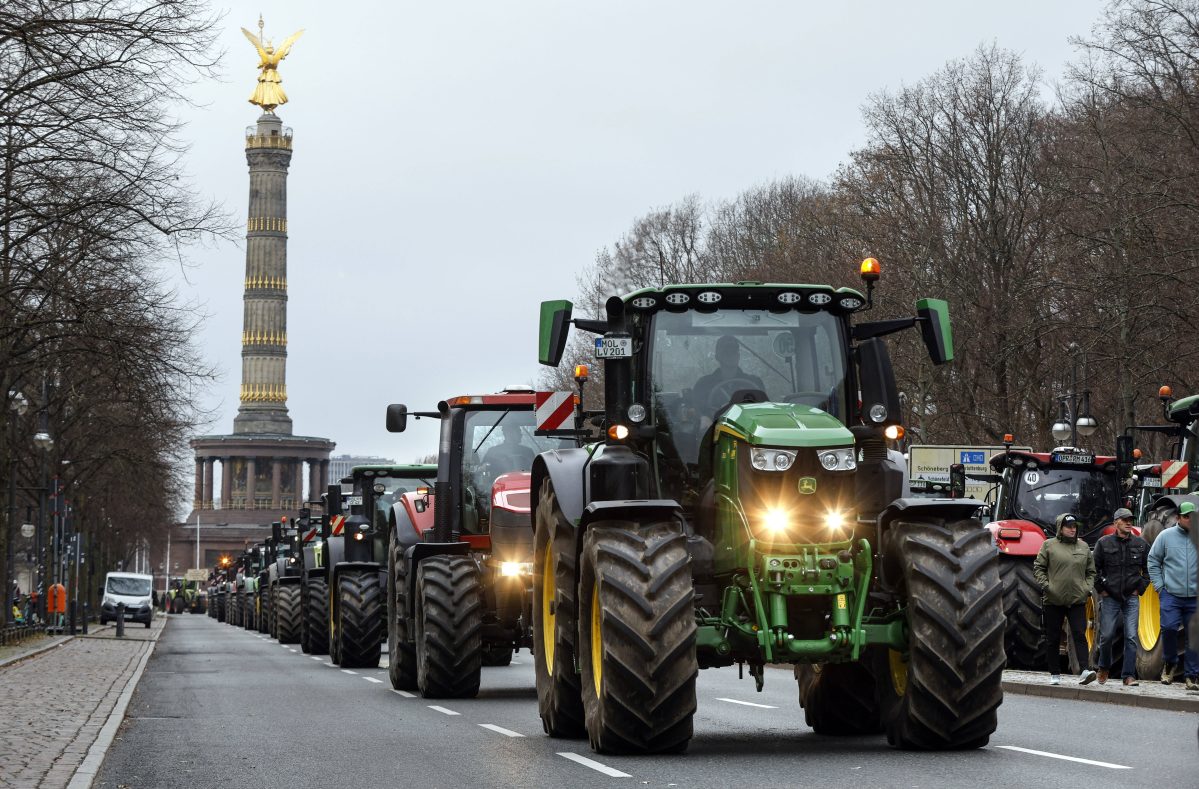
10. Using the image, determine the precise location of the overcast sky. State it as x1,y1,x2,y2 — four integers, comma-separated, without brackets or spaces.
174,0,1106,498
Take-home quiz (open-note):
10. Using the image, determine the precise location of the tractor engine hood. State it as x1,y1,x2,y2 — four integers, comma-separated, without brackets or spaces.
490,471,533,562
716,402,854,448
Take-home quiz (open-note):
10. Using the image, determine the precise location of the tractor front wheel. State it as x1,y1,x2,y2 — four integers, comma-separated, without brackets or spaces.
796,660,883,735
998,556,1042,670
415,555,483,698
532,479,586,737
578,522,697,754
388,531,418,690
303,576,328,656
881,516,1004,750
276,584,302,645
336,571,383,668
482,645,513,666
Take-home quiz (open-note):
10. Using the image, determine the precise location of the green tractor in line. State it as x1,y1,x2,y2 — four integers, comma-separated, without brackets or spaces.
325,465,437,667
531,264,1003,754
294,504,329,655
264,519,304,644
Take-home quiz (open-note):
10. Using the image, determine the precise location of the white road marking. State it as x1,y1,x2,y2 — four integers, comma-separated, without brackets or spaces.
428,705,460,716
391,689,416,698
341,669,358,675
310,656,323,661
716,697,778,709
288,649,297,653
995,746,1131,769
363,677,383,684
478,724,524,738
510,659,522,665
558,753,631,778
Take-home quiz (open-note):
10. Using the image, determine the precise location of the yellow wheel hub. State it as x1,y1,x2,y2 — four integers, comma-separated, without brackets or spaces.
542,542,556,675
889,649,908,697
1138,583,1161,649
1085,594,1097,650
591,581,603,697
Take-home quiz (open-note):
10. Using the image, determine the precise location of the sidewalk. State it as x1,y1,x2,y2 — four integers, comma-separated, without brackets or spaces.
1002,668,1199,712
0,615,165,788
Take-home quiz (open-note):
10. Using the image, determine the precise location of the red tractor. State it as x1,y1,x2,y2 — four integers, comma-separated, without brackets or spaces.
985,445,1129,670
384,387,575,697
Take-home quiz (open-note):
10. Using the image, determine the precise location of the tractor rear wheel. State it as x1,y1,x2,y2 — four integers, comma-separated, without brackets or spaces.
482,645,513,666
881,516,1004,750
415,555,483,698
796,660,883,735
276,585,301,644
171,595,185,614
532,480,586,737
336,571,383,668
268,587,278,638
303,576,329,656
998,556,1042,670
216,594,226,623
388,532,418,690
578,522,697,754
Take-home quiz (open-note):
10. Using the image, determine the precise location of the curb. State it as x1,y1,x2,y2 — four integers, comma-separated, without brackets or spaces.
1003,678,1199,713
0,635,72,669
67,619,166,789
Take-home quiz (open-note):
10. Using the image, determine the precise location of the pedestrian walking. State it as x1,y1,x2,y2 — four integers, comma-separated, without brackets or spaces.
1147,501,1199,689
1034,513,1098,685
1093,507,1150,686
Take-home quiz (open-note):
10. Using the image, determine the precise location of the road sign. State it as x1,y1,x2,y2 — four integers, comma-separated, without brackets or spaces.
1162,461,1190,490
185,568,207,582
908,445,1031,501
535,391,574,432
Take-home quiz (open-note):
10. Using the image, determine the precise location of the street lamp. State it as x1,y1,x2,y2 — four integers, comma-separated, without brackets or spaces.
1050,343,1098,447
6,390,29,624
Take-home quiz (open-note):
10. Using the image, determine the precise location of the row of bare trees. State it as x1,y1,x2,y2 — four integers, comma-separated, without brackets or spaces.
0,1,229,616
555,0,1199,459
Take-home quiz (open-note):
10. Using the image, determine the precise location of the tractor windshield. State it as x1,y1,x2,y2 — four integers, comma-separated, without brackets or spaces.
647,308,849,471
365,475,434,531
1010,466,1120,539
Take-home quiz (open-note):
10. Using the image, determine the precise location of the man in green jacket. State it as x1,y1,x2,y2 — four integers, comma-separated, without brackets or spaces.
1034,513,1098,685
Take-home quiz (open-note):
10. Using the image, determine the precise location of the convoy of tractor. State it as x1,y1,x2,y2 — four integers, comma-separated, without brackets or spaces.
190,258,1196,756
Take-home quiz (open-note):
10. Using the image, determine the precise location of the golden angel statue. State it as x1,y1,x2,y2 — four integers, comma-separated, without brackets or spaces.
242,17,304,113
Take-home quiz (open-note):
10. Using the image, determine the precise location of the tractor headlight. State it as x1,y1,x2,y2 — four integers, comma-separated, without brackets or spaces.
825,511,847,532
500,561,532,577
817,448,856,471
751,447,797,472
763,509,790,533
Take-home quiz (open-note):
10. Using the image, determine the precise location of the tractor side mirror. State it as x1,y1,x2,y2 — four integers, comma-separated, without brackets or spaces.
857,338,901,428
386,404,408,433
1116,434,1134,466
949,464,966,498
916,298,953,365
538,299,573,367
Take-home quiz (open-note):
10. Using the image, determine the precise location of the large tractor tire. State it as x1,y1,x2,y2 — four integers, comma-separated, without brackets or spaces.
257,592,270,634
482,645,513,667
335,571,383,668
276,585,302,644
796,660,883,735
387,532,418,690
880,516,1004,750
577,523,697,754
998,556,1042,670
415,555,483,698
216,593,226,623
170,595,185,615
532,480,586,737
303,576,329,656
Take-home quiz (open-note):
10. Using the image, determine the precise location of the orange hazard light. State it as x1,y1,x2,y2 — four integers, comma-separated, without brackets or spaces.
860,258,881,281
574,365,589,382
1160,385,1173,399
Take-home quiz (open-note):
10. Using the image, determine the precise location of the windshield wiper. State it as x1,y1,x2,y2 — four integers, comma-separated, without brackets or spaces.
1026,479,1071,494
474,410,511,454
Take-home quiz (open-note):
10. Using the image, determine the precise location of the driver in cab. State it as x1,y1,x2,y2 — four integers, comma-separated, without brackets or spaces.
690,335,765,414
481,423,535,477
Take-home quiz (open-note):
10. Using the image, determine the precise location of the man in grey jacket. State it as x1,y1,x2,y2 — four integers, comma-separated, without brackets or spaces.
1148,501,1199,689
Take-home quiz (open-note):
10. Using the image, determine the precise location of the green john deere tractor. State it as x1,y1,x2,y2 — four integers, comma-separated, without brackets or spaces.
531,265,1003,754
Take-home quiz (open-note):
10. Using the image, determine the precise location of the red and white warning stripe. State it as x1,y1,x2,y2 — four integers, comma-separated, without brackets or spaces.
303,527,318,543
330,514,346,536
536,391,574,432
1163,461,1189,490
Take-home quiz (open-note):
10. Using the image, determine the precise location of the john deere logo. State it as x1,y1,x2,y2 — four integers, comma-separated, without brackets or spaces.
798,477,818,495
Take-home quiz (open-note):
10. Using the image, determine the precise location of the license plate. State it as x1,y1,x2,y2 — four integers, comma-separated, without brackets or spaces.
1051,452,1094,465
1142,477,1162,488
594,337,632,359
346,496,362,506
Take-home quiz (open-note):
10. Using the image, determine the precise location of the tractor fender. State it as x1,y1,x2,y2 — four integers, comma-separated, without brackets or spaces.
531,447,592,527
399,542,472,609
986,518,1048,557
876,497,988,589
575,500,684,565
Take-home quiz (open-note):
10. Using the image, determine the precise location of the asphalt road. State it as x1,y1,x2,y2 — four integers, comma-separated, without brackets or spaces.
96,615,1198,788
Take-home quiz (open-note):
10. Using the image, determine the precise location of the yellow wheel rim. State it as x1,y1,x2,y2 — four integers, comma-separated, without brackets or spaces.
1138,583,1161,649
1085,594,1097,651
591,581,602,697
542,542,556,675
889,649,908,697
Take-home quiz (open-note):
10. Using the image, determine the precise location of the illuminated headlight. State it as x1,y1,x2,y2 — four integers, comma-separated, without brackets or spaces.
825,511,847,531
763,509,789,533
353,532,365,541
500,562,532,577
287,557,297,565
818,448,856,471
751,447,797,471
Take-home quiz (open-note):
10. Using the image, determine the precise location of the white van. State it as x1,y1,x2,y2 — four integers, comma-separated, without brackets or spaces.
100,572,154,628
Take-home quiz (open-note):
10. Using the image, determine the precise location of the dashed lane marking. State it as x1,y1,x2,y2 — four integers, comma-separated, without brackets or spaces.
558,753,631,778
995,746,1131,770
716,697,777,709
479,724,524,738
288,649,297,653
510,659,522,665
310,656,323,661
428,705,460,716
341,669,358,675
391,690,416,698
363,677,383,684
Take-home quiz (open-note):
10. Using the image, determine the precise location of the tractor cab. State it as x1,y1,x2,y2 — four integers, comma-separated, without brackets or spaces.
333,464,436,568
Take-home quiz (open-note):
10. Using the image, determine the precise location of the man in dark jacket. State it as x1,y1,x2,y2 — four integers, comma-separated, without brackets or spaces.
1093,507,1150,685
